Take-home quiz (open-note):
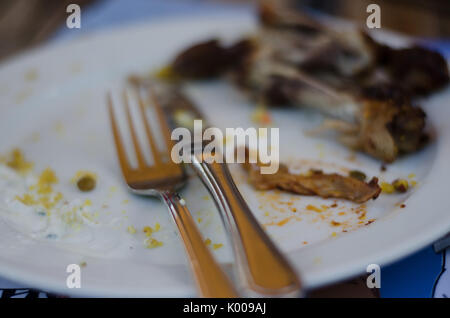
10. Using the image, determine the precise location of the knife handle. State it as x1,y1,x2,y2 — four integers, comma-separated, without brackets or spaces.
191,154,302,297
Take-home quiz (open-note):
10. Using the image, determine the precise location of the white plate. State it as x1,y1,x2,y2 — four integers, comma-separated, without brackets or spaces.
0,13,449,297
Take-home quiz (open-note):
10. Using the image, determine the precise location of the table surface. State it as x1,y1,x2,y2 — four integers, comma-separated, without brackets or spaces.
0,0,448,298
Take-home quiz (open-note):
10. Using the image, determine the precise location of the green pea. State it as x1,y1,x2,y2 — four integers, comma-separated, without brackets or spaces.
349,170,367,182
77,176,96,192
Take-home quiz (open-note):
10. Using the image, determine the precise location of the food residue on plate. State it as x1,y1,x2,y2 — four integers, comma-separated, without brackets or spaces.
251,104,272,126
24,69,38,82
380,178,415,194
142,223,163,249
0,148,166,255
203,238,223,250
71,170,97,192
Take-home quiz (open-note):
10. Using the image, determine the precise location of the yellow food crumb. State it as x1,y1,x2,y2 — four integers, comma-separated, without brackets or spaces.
25,69,38,82
197,217,202,223
53,122,65,134
306,204,323,213
202,196,210,201
15,193,37,206
122,199,129,204
54,192,63,203
13,165,99,228
127,225,137,234
81,211,95,221
331,232,337,237
145,238,163,249
251,104,272,126
173,109,196,131
79,261,87,268
6,149,33,175
380,182,395,194
204,238,211,246
213,243,223,250
142,223,160,236
153,65,176,80
40,196,51,210
44,192,63,210
15,88,33,104
410,180,418,187
408,173,416,179
143,226,153,237
83,199,92,207
36,168,58,194
276,217,291,226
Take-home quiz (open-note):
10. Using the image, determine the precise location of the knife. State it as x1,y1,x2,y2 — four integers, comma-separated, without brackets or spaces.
145,79,302,297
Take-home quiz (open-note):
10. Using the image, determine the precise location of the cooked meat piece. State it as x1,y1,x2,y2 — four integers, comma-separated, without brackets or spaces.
384,46,450,95
356,101,402,162
171,38,255,79
145,1,446,163
172,39,228,78
258,1,324,36
225,39,255,71
361,83,411,105
330,100,426,162
257,2,378,77
243,161,381,204
229,30,430,162
387,103,428,154
261,74,304,106
258,2,449,96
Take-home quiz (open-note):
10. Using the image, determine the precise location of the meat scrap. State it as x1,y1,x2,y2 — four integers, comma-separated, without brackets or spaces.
243,161,381,204
171,39,254,79
161,2,448,163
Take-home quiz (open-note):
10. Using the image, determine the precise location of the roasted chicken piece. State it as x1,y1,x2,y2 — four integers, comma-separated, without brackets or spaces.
243,160,381,204
156,2,448,162
170,38,254,79
233,53,427,162
256,1,449,96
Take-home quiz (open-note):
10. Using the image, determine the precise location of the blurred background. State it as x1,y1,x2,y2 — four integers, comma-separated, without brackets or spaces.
303,0,450,37
0,0,449,61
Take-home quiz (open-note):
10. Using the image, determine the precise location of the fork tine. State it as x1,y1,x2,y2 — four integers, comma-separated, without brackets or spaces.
107,93,132,176
136,89,161,165
148,87,175,152
123,90,147,169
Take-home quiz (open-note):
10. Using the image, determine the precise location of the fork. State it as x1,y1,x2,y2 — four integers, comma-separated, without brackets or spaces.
107,88,238,298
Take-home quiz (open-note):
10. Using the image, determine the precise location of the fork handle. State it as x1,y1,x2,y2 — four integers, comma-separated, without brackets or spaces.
160,191,238,298
191,157,302,297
